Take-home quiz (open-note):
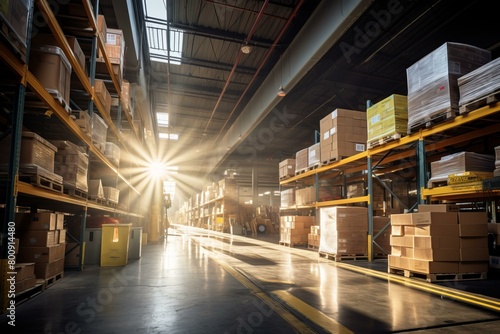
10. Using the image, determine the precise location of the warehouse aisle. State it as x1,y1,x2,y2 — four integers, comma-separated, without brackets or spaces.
1,227,500,333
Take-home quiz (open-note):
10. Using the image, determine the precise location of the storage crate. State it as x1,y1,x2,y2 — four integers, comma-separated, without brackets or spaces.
104,142,120,166
0,131,58,173
94,79,112,116
32,33,86,71
29,44,72,110
91,113,108,152
103,186,119,204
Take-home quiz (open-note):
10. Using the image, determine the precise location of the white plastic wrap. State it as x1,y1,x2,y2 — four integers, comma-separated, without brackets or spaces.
406,42,491,131
458,57,500,106
429,152,495,182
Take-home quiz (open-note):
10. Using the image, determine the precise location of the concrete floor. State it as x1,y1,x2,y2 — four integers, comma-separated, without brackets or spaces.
1,226,500,333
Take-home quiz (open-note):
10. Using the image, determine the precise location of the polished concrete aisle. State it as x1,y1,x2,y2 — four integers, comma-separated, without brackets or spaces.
2,227,500,333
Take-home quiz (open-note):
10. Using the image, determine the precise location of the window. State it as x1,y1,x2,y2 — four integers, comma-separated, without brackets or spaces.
159,132,179,140
143,0,183,65
157,112,169,127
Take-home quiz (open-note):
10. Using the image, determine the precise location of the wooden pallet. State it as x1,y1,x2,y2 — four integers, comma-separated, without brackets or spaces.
64,187,88,199
47,90,72,114
407,108,458,134
279,241,308,248
295,168,307,176
307,244,320,250
459,90,500,115
15,283,43,304
37,271,64,289
18,173,63,193
89,196,106,205
321,156,348,166
279,174,293,181
367,133,403,149
388,267,487,282
319,252,368,262
427,178,448,189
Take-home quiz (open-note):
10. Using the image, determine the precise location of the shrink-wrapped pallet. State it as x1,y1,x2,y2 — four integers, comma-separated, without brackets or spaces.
458,57,500,107
319,206,367,255
406,42,491,132
428,152,495,186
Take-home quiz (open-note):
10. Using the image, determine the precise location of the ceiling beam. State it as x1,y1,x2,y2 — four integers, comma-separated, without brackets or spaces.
205,0,374,175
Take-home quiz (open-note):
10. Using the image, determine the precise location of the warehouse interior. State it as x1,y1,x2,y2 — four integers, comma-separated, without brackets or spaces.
1,0,500,332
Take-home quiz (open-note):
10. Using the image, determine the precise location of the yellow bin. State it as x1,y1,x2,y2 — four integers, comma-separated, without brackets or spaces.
100,224,132,266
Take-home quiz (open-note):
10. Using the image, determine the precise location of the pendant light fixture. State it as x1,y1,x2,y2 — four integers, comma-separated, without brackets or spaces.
277,54,286,97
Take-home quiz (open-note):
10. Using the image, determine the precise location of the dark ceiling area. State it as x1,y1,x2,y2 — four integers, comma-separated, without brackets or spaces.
6,0,497,200
123,0,498,198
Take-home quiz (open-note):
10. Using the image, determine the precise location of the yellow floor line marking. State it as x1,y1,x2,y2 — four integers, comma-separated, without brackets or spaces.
199,243,317,333
273,290,354,334
334,262,500,312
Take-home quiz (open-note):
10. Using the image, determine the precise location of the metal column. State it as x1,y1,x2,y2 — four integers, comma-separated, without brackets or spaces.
417,138,427,205
367,156,374,261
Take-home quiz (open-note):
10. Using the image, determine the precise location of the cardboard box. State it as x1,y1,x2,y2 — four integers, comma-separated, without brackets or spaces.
411,212,457,225
97,14,107,42
16,244,65,263
457,212,488,224
279,159,295,179
32,33,86,71
320,108,367,162
415,224,459,236
390,214,412,226
390,235,414,248
414,236,459,249
308,143,320,167
459,224,488,237
0,132,58,173
30,44,71,107
14,263,35,282
19,231,56,247
460,248,489,261
94,79,112,116
410,259,459,274
388,255,411,270
295,148,308,171
16,212,57,230
413,248,460,261
103,186,119,204
34,258,64,279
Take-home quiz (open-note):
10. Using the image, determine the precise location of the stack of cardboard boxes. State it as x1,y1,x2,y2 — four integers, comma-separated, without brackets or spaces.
16,212,66,283
319,206,368,256
319,108,367,164
389,204,489,276
366,94,408,148
308,225,320,249
280,216,315,246
51,140,89,194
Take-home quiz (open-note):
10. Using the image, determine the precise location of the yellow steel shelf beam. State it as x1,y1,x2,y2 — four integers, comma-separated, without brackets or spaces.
17,181,143,218
280,195,370,211
282,104,500,187
421,185,500,201
281,151,368,185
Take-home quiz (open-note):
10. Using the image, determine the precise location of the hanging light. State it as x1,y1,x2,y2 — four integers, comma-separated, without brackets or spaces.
277,53,286,97
277,85,286,97
241,41,252,54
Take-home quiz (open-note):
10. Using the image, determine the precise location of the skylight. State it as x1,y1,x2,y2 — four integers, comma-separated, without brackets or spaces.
159,133,179,140
143,0,183,65
157,112,169,127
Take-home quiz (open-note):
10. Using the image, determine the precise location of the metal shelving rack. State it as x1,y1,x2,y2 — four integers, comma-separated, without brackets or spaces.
0,0,147,312
280,102,500,260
